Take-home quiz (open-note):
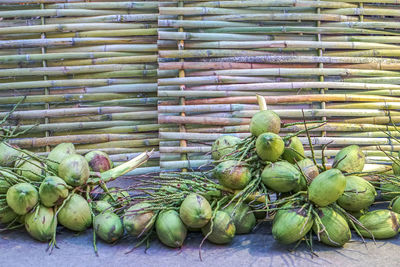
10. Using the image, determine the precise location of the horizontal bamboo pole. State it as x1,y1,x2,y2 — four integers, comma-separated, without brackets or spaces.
46,2,160,9
0,37,156,49
0,106,155,119
75,139,161,149
46,14,158,24
186,0,357,8
323,36,400,43
182,95,400,105
0,64,150,77
180,40,400,50
323,7,400,17
0,9,139,18
8,133,159,148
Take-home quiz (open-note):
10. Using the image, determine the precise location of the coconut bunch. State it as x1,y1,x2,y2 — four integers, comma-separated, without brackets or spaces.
208,96,400,249
0,141,150,253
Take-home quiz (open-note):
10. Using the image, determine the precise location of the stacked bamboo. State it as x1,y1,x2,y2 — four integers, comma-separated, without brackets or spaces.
158,0,400,170
0,0,161,174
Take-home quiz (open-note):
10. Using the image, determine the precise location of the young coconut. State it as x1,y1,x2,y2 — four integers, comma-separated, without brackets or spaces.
94,212,123,243
332,145,365,173
180,193,212,228
124,202,155,237
25,205,56,242
211,135,241,160
201,210,236,244
295,158,319,184
15,157,45,182
391,197,400,214
337,176,376,212
6,183,39,215
0,171,14,194
0,205,18,224
57,194,92,232
313,207,351,247
213,160,251,190
85,151,113,173
223,202,256,234
356,209,400,239
308,169,346,207
58,154,90,187
39,176,70,208
255,132,284,162
250,110,281,136
0,142,22,167
261,161,301,193
92,200,113,215
47,143,75,173
272,203,313,245
380,182,400,201
282,136,305,164
156,210,187,248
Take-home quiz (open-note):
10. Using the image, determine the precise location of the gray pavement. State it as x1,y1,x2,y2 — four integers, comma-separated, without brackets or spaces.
1,222,400,267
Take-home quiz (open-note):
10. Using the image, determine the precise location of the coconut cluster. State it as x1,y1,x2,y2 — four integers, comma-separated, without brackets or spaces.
207,107,400,248
0,142,148,246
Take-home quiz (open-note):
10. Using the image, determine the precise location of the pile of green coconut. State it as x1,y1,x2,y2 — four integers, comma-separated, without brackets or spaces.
0,142,150,251
121,97,400,255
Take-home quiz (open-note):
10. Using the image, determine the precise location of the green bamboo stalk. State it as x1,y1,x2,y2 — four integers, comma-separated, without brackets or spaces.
323,21,400,29
46,2,160,9
323,36,400,43
48,44,157,53
323,7,400,17
45,14,158,24
76,139,161,149
0,9,137,18
185,0,357,9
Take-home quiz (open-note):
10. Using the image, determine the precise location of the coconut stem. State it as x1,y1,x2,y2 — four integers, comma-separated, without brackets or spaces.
88,150,152,184
256,94,267,111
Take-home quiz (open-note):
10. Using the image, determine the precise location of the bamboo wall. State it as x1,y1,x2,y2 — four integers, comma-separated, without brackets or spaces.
2,1,400,173
0,0,161,174
158,0,400,170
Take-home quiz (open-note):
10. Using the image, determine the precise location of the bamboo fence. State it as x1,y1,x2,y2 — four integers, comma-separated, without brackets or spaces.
158,0,400,170
0,0,162,175
2,1,400,173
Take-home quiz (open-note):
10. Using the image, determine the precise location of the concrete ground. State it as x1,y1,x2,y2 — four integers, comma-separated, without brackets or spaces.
1,221,400,267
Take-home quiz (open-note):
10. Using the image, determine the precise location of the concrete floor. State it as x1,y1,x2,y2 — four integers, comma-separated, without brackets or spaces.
1,222,400,267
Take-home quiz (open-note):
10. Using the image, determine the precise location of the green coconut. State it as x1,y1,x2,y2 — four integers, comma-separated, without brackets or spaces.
6,183,39,215
337,176,376,211
272,204,313,245
313,207,351,247
15,157,45,182
380,182,400,200
213,160,251,190
57,194,92,232
85,150,113,173
47,143,75,172
296,158,319,184
92,200,113,214
201,210,236,244
392,161,400,175
0,171,15,194
101,187,130,206
255,132,284,162
0,142,22,167
308,169,346,207
0,205,18,224
124,202,155,237
58,154,90,186
25,205,56,242
250,110,281,136
39,176,69,207
94,212,123,243
180,193,212,228
333,145,365,173
156,210,187,248
223,202,256,234
391,197,400,214
261,161,301,193
282,136,305,164
211,135,241,160
356,209,400,239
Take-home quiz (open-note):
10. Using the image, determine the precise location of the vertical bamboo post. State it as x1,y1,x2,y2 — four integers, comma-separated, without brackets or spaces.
178,0,188,171
40,3,50,152
317,5,327,161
